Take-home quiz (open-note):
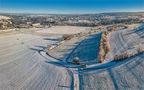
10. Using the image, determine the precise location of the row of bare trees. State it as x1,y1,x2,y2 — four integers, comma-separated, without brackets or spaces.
114,47,144,61
98,31,111,63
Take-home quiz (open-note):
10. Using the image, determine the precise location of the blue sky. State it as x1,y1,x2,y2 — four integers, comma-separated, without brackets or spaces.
0,0,144,14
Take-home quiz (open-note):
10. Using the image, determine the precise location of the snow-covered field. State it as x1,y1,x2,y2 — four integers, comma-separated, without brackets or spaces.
81,52,144,90
0,26,92,90
0,33,71,90
36,26,90,35
0,24,144,90
80,24,144,90
109,24,144,58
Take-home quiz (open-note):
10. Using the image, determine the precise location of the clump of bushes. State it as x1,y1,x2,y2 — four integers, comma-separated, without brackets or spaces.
114,51,129,61
114,47,144,61
98,31,111,63
72,57,80,65
62,34,74,40
137,47,144,54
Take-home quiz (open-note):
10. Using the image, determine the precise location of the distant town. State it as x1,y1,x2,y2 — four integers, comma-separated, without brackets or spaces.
0,12,144,30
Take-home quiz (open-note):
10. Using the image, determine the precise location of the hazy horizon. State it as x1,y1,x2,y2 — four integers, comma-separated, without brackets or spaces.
0,11,144,15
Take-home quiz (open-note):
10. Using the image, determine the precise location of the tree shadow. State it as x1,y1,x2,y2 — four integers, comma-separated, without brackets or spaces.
108,69,119,90
129,26,144,37
29,47,42,52
35,45,47,49
65,33,102,65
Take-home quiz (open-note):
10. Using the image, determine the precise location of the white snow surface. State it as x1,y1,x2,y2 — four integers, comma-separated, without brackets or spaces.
80,24,144,90
0,34,71,90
